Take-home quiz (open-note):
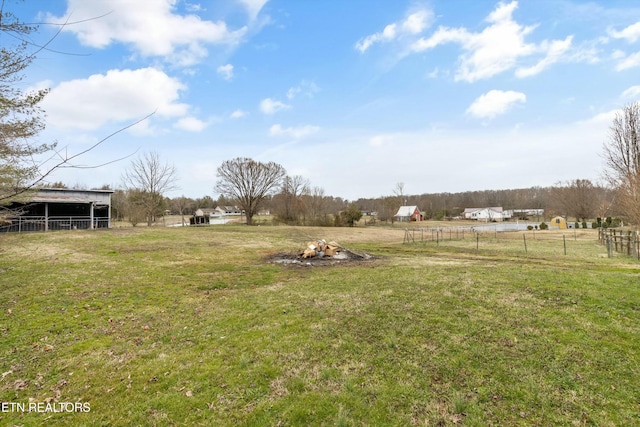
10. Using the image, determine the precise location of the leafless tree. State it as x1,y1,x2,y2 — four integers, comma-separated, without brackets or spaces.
550,179,601,221
274,175,309,224
393,182,406,204
170,195,195,226
603,102,640,226
215,157,286,225
122,152,178,226
301,186,331,225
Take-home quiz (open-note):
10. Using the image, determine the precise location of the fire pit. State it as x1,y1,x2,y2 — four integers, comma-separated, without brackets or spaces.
267,239,374,266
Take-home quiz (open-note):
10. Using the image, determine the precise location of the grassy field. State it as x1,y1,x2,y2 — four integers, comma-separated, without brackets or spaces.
1,225,639,426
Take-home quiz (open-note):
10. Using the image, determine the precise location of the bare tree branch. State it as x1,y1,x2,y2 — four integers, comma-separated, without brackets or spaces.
122,151,178,226
603,102,640,226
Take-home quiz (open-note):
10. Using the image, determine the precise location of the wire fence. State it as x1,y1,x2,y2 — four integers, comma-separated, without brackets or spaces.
402,226,615,258
0,216,110,233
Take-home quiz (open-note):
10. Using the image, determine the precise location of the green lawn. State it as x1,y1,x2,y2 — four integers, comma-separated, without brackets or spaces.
1,226,639,426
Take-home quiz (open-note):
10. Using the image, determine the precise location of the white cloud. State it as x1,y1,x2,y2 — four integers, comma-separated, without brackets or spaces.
217,64,234,80
611,49,626,60
615,51,640,70
230,109,248,119
48,0,248,67
516,36,573,78
42,67,189,130
286,80,320,100
259,98,290,114
411,0,573,82
355,8,433,53
580,110,616,126
402,10,431,34
237,0,269,21
185,3,203,13
355,24,397,53
466,90,526,119
269,124,319,138
175,116,207,132
411,27,469,51
622,85,640,99
609,21,640,43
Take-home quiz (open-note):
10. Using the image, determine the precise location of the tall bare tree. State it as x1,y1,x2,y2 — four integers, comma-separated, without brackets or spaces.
550,179,600,221
303,186,331,225
170,195,195,226
603,102,640,226
122,152,178,226
215,157,285,225
274,175,309,224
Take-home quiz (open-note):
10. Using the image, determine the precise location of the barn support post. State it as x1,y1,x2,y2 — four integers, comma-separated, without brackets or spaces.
90,202,95,230
44,202,49,232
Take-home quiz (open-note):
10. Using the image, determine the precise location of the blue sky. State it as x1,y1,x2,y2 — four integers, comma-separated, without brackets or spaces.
13,0,640,200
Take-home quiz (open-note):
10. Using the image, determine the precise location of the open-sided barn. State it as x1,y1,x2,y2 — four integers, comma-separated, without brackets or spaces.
1,188,113,232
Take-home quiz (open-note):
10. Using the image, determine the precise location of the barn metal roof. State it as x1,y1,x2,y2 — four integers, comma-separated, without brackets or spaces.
29,188,113,204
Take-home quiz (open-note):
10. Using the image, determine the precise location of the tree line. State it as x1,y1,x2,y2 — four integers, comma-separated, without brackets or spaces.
103,172,612,227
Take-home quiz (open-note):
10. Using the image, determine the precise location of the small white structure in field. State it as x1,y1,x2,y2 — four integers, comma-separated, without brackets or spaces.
463,207,511,222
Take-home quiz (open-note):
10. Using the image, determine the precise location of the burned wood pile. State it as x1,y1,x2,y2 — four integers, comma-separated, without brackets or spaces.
301,239,342,259
267,239,374,266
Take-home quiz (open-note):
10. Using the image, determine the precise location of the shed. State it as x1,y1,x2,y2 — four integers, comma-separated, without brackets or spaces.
550,216,568,229
191,208,217,225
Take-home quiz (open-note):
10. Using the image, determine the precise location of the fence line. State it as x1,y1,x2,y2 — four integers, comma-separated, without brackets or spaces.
598,228,640,259
402,226,612,258
0,216,110,233
402,226,566,244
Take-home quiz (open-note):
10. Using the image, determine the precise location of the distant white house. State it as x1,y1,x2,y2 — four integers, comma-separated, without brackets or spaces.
191,206,243,225
214,206,243,216
395,206,423,222
463,207,511,222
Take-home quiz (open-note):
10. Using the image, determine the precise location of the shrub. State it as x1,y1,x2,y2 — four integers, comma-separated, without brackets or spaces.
338,204,363,227
527,225,533,230
539,222,548,230
582,220,587,229
574,222,580,229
